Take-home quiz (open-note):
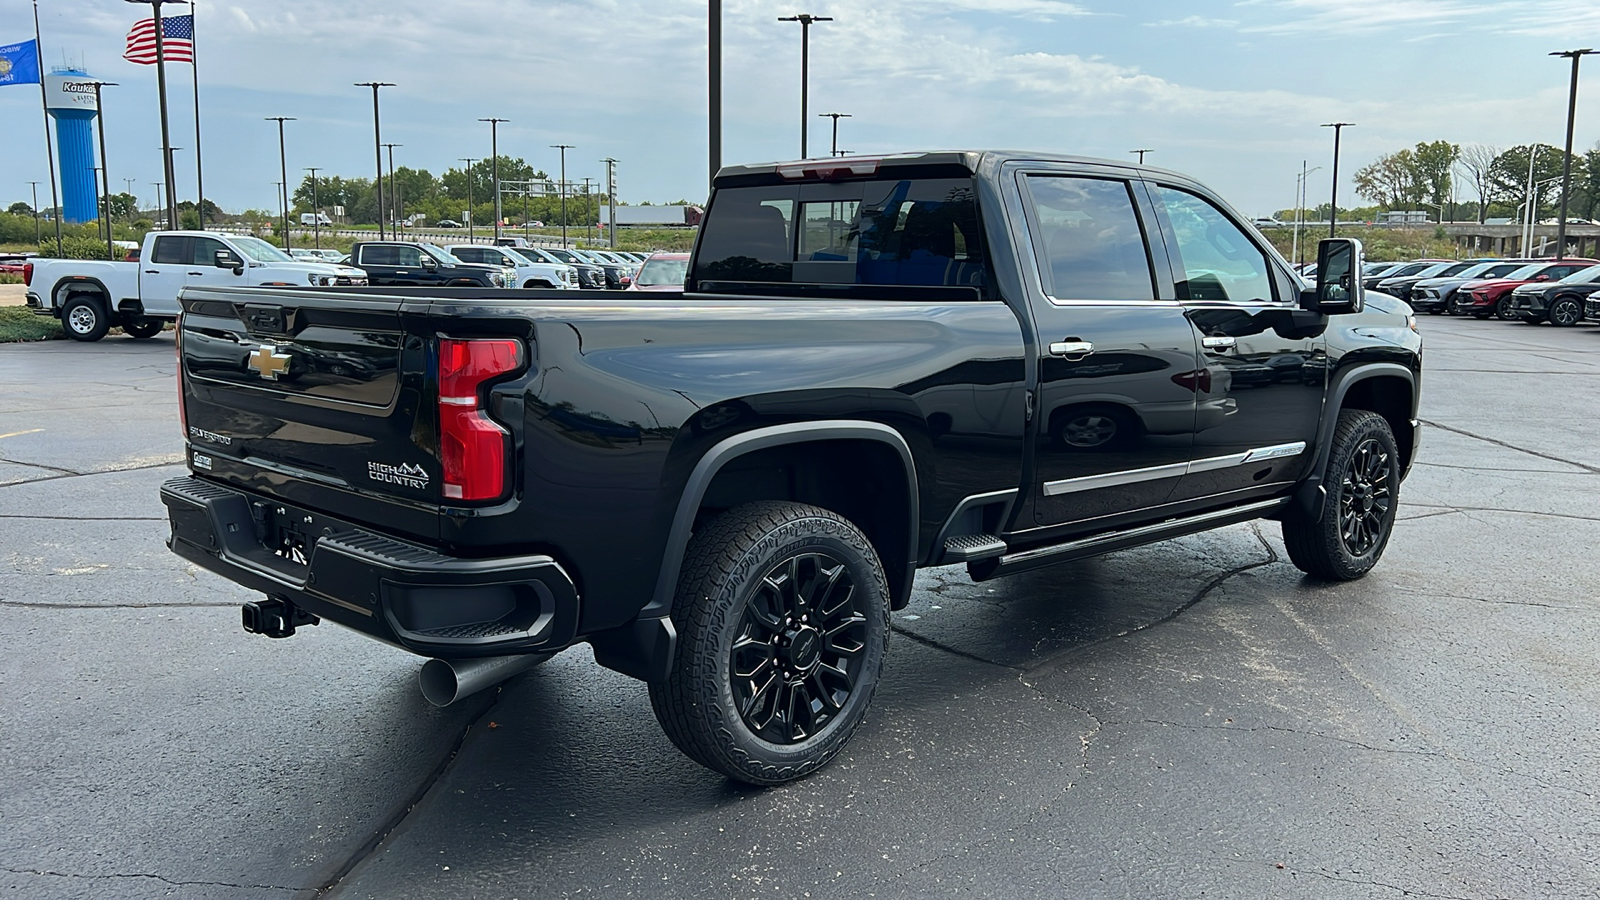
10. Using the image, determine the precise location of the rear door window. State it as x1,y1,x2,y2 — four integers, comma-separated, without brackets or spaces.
1023,175,1155,302
151,236,188,265
359,245,395,267
693,178,988,290
453,247,482,264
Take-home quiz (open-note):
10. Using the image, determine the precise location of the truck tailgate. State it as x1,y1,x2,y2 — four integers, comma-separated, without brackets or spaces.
178,287,447,543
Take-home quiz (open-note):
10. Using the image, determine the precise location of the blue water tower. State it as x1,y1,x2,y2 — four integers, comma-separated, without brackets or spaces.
45,69,100,224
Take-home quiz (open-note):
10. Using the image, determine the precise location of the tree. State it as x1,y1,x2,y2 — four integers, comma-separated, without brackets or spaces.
1353,150,1422,210
1411,140,1459,211
7,201,32,216
1457,144,1500,223
1489,144,1571,223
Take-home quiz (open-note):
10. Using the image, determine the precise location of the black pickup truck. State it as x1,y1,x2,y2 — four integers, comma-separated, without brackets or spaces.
162,151,1421,785
349,240,514,288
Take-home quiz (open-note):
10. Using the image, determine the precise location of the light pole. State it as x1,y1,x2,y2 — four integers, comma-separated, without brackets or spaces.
709,0,721,189
122,178,135,224
778,14,833,158
818,112,851,157
480,118,508,242
355,82,394,239
1322,122,1353,238
551,144,573,246
305,167,321,249
1551,49,1596,259
383,142,402,229
458,158,477,241
600,157,618,248
125,0,180,233
151,182,164,226
265,117,295,249
85,82,118,259
581,177,595,245
1130,149,1152,164
1293,162,1322,268
26,181,41,244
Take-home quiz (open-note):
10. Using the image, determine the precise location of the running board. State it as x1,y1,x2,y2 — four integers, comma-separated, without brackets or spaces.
968,498,1289,582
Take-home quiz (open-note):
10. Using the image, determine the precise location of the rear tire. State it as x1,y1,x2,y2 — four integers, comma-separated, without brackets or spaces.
1282,409,1401,581
649,501,890,785
61,295,110,342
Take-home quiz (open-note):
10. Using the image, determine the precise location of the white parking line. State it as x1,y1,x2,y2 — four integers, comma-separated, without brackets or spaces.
0,429,44,440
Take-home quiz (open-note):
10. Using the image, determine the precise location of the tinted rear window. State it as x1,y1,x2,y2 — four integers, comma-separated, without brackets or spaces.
693,178,989,292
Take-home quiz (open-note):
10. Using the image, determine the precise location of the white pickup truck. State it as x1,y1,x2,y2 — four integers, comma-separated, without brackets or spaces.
24,230,368,342
443,244,576,289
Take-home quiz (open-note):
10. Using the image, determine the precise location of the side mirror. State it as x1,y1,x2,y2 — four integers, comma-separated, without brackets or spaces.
420,256,438,270
215,250,244,274
1301,238,1366,315
1533,274,1552,282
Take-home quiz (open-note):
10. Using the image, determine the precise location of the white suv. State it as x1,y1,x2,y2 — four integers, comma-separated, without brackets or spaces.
446,244,576,289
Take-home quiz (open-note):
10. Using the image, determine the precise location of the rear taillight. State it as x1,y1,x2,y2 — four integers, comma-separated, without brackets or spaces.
438,338,522,502
22,263,33,286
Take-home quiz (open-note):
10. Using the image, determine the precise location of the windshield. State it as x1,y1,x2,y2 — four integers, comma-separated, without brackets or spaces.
636,256,690,286
233,236,294,263
421,244,460,266
1503,264,1547,280
502,248,535,266
1558,264,1600,284
544,248,582,264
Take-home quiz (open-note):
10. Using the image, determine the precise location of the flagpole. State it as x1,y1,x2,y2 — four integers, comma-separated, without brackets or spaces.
148,0,178,229
32,0,62,255
190,0,204,228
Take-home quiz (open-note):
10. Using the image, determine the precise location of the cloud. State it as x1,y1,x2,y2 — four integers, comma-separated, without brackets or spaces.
1145,15,1241,27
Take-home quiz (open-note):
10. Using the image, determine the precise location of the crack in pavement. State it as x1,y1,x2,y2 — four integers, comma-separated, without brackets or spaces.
1415,460,1594,475
0,599,239,610
0,514,166,521
2,866,309,895
888,622,1023,671
1406,502,1600,524
0,453,79,475
317,684,510,897
1118,719,1444,757
1419,418,1600,475
0,459,184,490
1285,865,1476,900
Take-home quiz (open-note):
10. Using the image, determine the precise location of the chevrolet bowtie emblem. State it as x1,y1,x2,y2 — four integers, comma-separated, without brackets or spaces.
247,344,292,380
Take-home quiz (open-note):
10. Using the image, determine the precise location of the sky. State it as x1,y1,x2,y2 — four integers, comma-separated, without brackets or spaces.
3,0,1599,219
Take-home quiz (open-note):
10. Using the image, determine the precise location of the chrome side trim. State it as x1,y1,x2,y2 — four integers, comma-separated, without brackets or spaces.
1042,442,1308,496
1043,461,1188,496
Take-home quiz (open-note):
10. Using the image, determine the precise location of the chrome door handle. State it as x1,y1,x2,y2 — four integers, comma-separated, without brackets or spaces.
1048,340,1095,358
1201,336,1237,350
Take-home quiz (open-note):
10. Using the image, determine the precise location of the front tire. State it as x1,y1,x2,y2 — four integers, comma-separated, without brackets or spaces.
1495,295,1518,320
1549,296,1583,327
1282,410,1401,581
61,296,110,342
649,501,890,786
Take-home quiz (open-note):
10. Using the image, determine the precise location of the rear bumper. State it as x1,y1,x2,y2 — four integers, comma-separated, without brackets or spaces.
161,476,579,658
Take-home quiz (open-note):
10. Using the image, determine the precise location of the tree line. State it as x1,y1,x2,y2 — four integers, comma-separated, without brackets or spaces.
1351,141,1600,223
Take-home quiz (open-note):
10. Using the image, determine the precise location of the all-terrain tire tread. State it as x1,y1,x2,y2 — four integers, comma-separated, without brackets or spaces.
1282,409,1399,581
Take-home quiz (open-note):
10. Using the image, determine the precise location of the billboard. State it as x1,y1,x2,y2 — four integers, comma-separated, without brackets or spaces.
44,74,100,112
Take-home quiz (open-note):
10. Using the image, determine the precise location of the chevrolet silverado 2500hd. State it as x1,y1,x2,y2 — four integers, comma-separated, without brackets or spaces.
162,151,1421,785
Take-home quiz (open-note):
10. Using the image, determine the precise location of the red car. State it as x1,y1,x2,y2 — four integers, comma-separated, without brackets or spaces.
1452,259,1599,319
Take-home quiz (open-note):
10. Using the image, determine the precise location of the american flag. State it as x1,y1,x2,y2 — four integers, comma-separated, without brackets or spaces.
124,14,194,66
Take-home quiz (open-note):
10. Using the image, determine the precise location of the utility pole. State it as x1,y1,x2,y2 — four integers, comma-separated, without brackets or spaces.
818,112,851,157
151,182,164,225
600,157,619,248
1322,122,1353,238
459,158,476,241
778,14,833,158
551,144,573,246
581,177,594,245
125,0,181,233
1293,161,1321,268
1130,149,1152,164
355,82,394,239
383,142,402,229
305,166,321,250
1551,49,1596,260
479,117,508,242
265,116,295,249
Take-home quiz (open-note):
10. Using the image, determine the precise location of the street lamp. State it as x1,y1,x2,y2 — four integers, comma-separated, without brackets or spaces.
305,167,321,250
778,14,833,158
480,118,508,242
383,142,402,230
709,0,722,188
84,82,118,259
818,112,851,157
355,82,394,239
125,0,182,232
458,158,477,241
1551,49,1596,259
265,117,295,249
551,144,573,246
1130,149,1152,164
1293,161,1322,268
600,157,619,247
1322,122,1354,238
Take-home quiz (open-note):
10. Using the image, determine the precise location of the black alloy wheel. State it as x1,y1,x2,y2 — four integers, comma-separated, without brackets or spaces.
730,552,869,745
1549,296,1584,327
1282,409,1402,581
650,501,890,785
1337,436,1394,558
1495,295,1519,320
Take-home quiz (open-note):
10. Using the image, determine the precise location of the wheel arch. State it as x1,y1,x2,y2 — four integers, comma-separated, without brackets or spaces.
1292,362,1417,522
50,275,114,317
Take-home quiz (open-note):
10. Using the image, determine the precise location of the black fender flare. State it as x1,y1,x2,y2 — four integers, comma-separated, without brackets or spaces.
47,275,115,319
592,420,919,683
1291,361,1418,522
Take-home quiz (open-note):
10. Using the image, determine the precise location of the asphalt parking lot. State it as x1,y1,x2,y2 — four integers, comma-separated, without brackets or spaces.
3,315,1598,899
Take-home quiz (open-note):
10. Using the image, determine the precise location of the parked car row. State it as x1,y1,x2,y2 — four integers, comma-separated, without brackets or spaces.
1363,256,1600,327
